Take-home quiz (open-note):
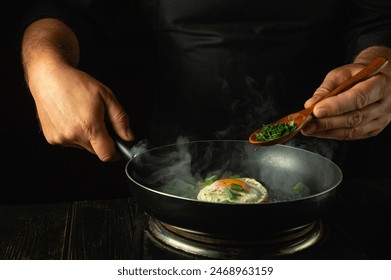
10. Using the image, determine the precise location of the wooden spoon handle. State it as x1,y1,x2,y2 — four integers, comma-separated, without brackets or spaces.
309,56,388,109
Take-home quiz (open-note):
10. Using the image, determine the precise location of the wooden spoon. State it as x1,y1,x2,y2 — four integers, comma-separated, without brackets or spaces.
249,56,389,146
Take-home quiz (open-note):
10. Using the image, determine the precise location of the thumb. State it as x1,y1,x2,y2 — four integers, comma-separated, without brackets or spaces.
305,65,356,109
107,106,134,141
304,86,331,109
100,90,134,141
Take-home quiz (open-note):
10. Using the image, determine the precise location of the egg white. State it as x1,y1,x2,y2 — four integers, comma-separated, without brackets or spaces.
197,177,268,204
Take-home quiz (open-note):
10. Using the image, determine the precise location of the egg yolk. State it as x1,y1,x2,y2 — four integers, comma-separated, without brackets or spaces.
214,179,248,192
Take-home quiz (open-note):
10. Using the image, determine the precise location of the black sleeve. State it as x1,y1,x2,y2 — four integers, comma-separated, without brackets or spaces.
343,0,391,61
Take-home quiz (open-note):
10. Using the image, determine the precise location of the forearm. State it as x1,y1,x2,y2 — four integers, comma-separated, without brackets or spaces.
353,46,391,76
21,18,80,85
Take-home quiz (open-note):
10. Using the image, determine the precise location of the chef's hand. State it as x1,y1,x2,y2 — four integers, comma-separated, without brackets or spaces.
301,60,391,140
28,63,134,162
22,18,134,161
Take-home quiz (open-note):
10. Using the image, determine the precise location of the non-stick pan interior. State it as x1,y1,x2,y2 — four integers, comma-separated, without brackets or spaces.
125,140,342,204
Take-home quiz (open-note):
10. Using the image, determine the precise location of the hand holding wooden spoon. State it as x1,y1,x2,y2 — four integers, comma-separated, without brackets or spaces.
249,56,389,145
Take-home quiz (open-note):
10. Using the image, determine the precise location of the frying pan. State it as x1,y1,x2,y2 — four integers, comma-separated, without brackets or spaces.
117,140,342,239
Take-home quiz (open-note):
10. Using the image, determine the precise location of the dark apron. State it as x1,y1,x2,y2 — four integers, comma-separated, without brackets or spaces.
139,0,345,150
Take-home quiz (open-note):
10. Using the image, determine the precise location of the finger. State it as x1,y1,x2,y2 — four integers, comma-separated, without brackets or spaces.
303,101,381,134
312,75,385,118
304,84,335,109
60,123,119,161
301,118,384,140
304,67,354,109
302,101,389,140
89,121,121,162
62,143,95,153
100,88,134,141
47,130,97,155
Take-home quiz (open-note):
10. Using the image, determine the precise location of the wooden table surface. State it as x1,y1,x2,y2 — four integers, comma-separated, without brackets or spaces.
0,199,135,260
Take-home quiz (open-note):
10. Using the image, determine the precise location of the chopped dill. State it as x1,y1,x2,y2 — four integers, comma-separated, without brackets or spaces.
255,120,297,142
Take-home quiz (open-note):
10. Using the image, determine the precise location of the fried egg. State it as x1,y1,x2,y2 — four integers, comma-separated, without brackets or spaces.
197,178,268,204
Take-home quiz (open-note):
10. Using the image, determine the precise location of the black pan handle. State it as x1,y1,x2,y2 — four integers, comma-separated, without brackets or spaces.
114,137,136,160
107,124,137,160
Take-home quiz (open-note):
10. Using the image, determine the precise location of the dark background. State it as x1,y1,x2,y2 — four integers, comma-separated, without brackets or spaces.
1,1,390,203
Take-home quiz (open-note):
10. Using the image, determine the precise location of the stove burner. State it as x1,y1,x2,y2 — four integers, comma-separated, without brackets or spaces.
148,217,325,259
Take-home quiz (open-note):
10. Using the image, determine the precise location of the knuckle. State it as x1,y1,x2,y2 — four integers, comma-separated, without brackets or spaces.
345,127,359,140
46,137,59,145
348,111,363,127
313,86,331,99
355,89,369,109
116,111,129,122
319,118,335,130
81,122,96,137
46,130,76,145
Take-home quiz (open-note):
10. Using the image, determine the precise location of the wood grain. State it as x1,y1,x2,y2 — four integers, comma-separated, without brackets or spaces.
66,199,134,259
0,202,71,259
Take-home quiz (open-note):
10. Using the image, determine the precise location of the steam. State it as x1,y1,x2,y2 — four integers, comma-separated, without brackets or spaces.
129,137,202,199
285,136,339,160
215,73,339,160
127,139,339,203
215,74,281,140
